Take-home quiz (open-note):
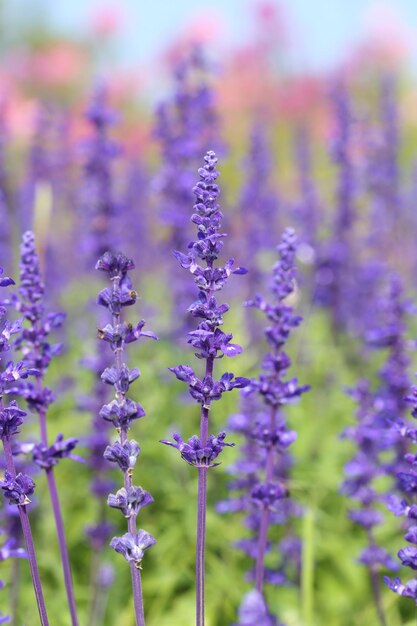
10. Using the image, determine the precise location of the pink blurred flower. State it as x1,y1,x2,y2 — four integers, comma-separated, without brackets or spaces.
346,2,411,73
89,3,124,37
1,92,38,143
13,43,88,88
164,9,224,66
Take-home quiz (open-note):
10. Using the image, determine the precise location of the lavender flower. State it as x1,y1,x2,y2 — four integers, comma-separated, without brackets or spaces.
110,531,156,569
154,47,222,333
80,85,120,265
9,232,79,624
220,229,308,626
161,151,248,626
341,275,414,625
233,589,279,626
293,125,318,251
383,377,417,604
0,266,49,625
314,81,356,333
96,250,156,625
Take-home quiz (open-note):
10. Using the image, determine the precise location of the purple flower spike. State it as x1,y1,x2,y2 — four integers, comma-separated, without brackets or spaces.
154,47,222,334
0,265,50,624
80,84,121,265
96,250,156,623
233,589,279,626
220,229,308,623
164,152,247,626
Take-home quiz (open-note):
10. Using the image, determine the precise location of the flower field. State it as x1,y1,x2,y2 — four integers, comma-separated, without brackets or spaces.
1,2,417,625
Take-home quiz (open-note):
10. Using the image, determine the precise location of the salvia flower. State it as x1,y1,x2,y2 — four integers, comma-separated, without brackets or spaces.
96,250,156,624
110,530,156,570
0,472,35,505
233,589,280,626
161,151,248,626
154,47,223,334
12,231,78,625
219,229,308,625
80,84,121,264
342,275,413,583
384,373,417,605
0,265,49,625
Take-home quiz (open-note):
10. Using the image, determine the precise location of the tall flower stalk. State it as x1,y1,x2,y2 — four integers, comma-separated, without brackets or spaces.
96,251,157,626
341,274,413,625
0,266,49,625
219,229,308,625
245,229,309,594
154,47,222,334
161,151,248,626
383,378,417,604
13,231,79,626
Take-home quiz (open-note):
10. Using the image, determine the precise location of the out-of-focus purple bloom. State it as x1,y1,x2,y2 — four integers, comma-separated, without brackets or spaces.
220,230,307,622
0,537,26,561
385,372,417,603
79,84,121,264
238,122,280,325
31,434,79,470
154,46,223,333
342,274,413,590
233,589,279,626
314,81,357,333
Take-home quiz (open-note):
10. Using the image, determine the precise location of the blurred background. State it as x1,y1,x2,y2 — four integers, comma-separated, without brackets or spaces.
1,2,417,626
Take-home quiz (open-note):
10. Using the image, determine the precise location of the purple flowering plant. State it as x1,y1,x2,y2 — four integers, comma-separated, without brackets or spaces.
96,250,157,626
161,150,249,626
219,228,309,624
0,266,49,625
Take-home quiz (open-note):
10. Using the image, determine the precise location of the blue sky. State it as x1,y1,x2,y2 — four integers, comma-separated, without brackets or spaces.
7,0,417,72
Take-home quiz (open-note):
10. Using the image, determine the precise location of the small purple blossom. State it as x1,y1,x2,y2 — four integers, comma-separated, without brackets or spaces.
110,530,156,569
233,589,279,626
0,471,35,506
107,486,153,518
104,440,140,473
31,435,79,470
160,431,234,468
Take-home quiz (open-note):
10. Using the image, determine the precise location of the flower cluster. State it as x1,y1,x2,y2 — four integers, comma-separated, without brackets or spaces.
13,231,65,403
162,151,248,463
161,151,247,626
220,229,308,623
154,48,222,332
96,250,156,578
81,84,120,264
0,266,48,624
10,232,80,625
233,589,280,626
342,275,413,576
160,431,234,468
